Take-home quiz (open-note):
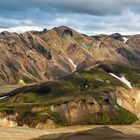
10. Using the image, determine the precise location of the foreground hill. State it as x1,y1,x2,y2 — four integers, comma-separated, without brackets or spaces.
0,63,139,127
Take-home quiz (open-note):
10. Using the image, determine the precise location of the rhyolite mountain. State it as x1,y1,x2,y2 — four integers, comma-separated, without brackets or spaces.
0,26,96,85
91,33,140,67
0,26,140,127
0,26,140,85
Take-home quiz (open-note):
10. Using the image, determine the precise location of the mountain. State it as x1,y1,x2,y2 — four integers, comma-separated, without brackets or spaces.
90,33,140,67
0,26,140,127
0,26,96,85
1,26,140,86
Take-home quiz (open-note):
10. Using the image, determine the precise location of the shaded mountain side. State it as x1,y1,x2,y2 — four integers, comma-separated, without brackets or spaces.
0,63,139,127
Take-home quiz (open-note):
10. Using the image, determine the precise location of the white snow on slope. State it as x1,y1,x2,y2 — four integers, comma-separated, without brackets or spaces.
117,98,123,106
123,37,128,43
0,96,8,100
109,73,132,89
68,58,77,69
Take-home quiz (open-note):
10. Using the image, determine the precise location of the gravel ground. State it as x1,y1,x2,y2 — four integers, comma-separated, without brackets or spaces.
0,125,140,140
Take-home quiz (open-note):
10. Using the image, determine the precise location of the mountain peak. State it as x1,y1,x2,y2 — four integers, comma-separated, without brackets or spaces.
109,33,124,41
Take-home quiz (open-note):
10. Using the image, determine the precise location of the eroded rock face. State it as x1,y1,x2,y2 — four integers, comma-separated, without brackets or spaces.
50,98,111,124
116,87,140,119
130,89,140,118
0,114,18,127
109,33,124,41
36,119,56,129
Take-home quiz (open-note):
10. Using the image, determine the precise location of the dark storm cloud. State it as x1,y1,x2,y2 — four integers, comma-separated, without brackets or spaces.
0,0,140,34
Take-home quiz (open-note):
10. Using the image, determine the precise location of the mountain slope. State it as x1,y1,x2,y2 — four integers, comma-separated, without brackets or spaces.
0,26,96,85
90,33,140,67
0,63,139,127
0,26,140,86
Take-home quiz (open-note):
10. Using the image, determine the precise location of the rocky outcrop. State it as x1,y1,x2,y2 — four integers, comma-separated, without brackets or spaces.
109,33,124,41
50,98,111,124
116,87,140,119
36,119,56,129
0,113,18,127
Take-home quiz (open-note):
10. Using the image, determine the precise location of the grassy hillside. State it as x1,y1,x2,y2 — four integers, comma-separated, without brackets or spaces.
0,63,139,127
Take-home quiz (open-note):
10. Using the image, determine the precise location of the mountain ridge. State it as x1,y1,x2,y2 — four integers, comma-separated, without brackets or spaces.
0,26,140,86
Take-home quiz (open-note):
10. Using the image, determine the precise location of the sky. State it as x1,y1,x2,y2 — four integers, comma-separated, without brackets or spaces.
0,0,140,35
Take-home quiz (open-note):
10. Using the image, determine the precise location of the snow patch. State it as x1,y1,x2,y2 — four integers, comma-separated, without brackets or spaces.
109,73,132,89
68,58,77,69
117,98,123,106
123,37,128,43
26,50,34,54
18,79,26,86
0,96,8,100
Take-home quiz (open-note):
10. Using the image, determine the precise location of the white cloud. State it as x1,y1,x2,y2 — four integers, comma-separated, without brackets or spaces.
0,17,33,28
0,26,43,33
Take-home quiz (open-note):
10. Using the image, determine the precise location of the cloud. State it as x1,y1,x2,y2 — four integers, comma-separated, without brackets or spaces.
0,0,140,34
0,26,43,33
0,17,33,28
